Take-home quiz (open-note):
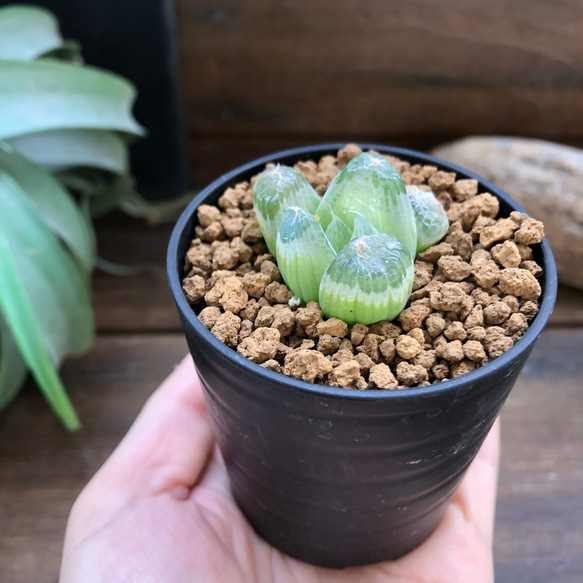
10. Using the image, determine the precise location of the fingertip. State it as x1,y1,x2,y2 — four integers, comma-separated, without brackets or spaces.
149,354,207,414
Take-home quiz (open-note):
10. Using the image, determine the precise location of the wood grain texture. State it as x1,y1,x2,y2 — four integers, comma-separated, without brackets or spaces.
93,214,180,332
495,330,583,583
0,335,188,583
177,0,583,136
1,330,582,582
176,0,583,172
187,136,450,186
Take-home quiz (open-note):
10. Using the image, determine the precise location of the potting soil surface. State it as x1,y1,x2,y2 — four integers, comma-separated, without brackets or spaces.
182,145,545,389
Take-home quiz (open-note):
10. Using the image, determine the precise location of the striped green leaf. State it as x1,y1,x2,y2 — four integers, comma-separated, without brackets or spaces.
276,207,336,304
319,234,414,325
406,185,450,254
350,211,379,240
253,165,321,256
324,212,352,253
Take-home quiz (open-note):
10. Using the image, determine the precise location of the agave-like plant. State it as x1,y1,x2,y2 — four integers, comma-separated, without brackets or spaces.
253,152,449,325
0,5,186,428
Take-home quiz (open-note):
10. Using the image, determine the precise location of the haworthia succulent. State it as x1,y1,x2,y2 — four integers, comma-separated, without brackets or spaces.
251,151,451,329
276,207,337,304
316,152,417,257
406,185,449,254
253,165,320,256
319,234,414,325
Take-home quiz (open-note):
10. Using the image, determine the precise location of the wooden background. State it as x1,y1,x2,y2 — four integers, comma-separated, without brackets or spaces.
175,0,583,185
1,1,583,582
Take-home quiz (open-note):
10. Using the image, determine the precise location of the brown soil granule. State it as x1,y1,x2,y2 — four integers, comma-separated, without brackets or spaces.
327,360,363,389
237,327,280,363
182,145,545,390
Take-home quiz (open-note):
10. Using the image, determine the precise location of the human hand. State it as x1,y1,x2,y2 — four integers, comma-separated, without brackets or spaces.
61,356,500,583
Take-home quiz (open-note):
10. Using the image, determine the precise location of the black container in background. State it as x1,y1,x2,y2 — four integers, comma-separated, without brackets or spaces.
167,144,557,568
13,0,189,200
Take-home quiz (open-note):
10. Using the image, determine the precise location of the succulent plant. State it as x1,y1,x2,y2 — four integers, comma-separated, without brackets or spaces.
253,151,449,325
319,234,414,325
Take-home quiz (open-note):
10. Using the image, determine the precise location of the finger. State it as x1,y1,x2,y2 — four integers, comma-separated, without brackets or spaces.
88,356,215,505
453,418,501,546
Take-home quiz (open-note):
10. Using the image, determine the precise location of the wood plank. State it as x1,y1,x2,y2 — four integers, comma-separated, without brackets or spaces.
92,214,180,332
187,136,450,186
0,334,188,583
0,329,582,581
177,0,583,138
495,330,583,583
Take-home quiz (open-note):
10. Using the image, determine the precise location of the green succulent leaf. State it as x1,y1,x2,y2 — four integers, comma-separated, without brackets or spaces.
253,165,321,256
0,314,28,410
276,207,336,304
319,233,414,325
350,211,379,239
0,171,95,429
0,59,144,140
0,143,96,273
324,212,352,253
0,6,62,61
7,129,129,174
316,152,417,258
406,185,449,254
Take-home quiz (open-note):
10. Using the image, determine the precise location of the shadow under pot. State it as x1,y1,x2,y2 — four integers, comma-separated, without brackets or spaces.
167,144,557,568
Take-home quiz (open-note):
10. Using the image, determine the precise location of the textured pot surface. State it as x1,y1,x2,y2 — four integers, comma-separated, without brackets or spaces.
168,144,557,568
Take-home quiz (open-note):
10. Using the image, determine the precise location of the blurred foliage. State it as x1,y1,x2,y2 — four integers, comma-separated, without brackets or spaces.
0,5,192,428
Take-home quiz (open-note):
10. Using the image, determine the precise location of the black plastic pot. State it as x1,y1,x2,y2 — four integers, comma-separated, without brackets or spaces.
167,144,557,568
